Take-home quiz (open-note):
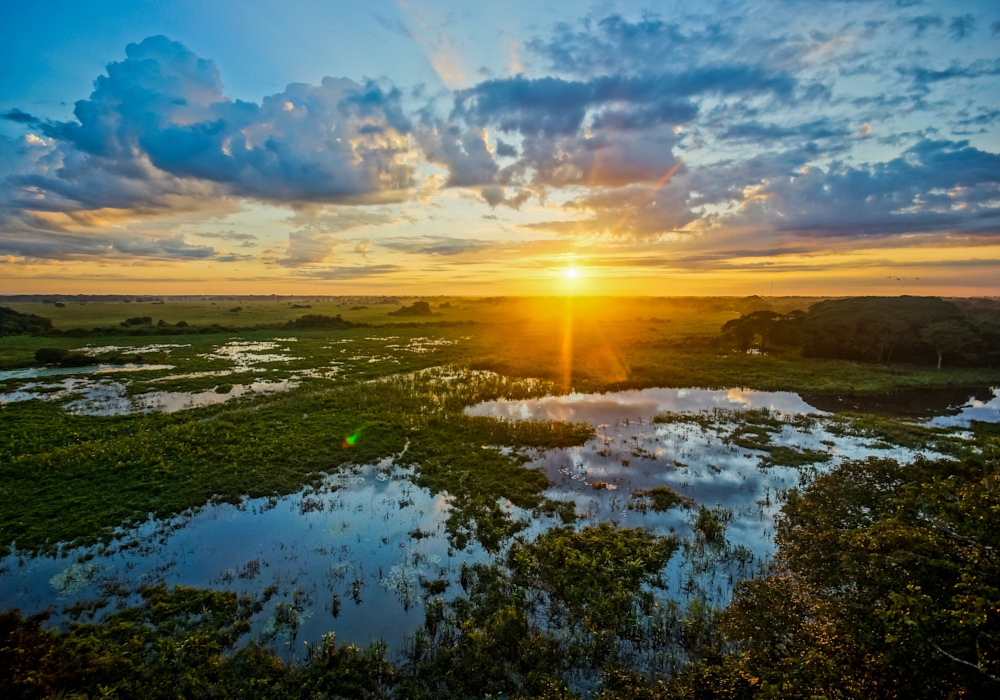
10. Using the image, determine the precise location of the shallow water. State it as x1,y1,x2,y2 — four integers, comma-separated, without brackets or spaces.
67,378,302,415
0,363,173,382
470,388,927,605
0,385,940,656
0,375,301,414
0,460,494,655
926,387,1000,427
465,387,821,423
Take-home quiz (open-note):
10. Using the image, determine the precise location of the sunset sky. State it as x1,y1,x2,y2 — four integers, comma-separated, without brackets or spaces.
1,0,999,296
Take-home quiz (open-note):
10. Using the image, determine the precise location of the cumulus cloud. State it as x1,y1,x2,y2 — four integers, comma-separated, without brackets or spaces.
36,36,414,204
3,5,999,274
728,140,1000,238
279,207,402,267
0,36,416,261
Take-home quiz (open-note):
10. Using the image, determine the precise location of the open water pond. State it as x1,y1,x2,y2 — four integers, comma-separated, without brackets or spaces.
1,383,959,658
0,459,499,657
468,387,937,604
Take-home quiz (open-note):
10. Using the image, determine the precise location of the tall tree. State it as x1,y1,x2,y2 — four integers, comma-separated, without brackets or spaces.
920,321,979,369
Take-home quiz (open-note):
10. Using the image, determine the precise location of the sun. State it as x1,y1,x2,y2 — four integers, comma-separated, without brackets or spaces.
564,267,579,280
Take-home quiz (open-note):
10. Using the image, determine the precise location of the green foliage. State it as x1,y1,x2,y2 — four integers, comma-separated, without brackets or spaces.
704,455,1000,698
0,307,53,336
402,525,680,697
629,486,693,513
388,301,433,317
509,524,679,630
33,348,92,367
283,313,357,330
721,310,803,352
0,370,589,557
921,320,981,369
0,585,398,700
802,296,963,364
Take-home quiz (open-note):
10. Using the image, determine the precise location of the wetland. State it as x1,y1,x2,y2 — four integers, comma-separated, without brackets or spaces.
2,295,999,699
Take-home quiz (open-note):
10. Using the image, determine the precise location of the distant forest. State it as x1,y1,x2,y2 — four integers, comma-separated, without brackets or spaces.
720,296,1000,368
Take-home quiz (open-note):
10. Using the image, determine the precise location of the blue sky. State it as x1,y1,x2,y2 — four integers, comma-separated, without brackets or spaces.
1,0,999,295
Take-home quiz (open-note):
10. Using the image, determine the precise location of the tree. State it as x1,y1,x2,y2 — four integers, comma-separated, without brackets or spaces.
921,321,979,369
721,311,799,352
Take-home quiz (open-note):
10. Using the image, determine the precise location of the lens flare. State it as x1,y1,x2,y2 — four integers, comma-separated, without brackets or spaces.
342,428,362,449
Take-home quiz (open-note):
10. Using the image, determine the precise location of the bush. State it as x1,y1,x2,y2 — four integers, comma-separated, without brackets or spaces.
284,314,356,330
0,307,53,336
34,348,91,367
388,301,433,317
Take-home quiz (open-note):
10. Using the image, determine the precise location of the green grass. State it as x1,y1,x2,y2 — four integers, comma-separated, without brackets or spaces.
0,370,592,557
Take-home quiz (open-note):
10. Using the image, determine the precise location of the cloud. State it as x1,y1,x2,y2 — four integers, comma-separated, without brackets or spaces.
0,226,220,262
215,253,254,263
196,231,258,241
480,186,530,209
727,139,1000,238
416,121,500,187
2,109,38,124
899,59,1000,86
948,15,976,41
453,69,792,138
527,14,738,77
906,15,943,37
379,235,499,256
0,36,418,261
279,207,402,267
719,119,851,143
296,263,402,279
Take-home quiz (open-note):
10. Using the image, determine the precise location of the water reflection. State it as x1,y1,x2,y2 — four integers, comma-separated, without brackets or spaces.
0,376,301,414
469,388,931,606
0,384,974,654
927,388,1000,427
465,387,822,423
0,461,496,656
0,363,173,382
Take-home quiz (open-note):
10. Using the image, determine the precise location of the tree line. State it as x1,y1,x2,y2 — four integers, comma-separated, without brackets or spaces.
721,296,1000,368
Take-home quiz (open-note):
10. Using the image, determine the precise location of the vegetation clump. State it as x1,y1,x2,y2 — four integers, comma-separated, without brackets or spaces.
719,296,1000,368
629,486,693,512
33,347,92,367
0,307,53,336
284,314,357,330
388,301,433,317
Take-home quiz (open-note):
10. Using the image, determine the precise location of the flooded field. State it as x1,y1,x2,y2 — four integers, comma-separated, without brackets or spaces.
4,378,984,658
